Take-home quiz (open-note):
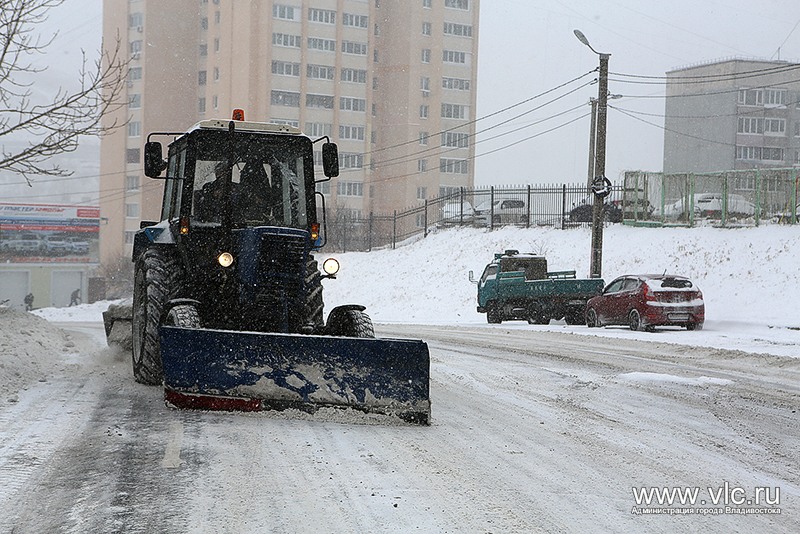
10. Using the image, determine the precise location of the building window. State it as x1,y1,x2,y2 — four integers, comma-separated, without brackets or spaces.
307,64,335,80
339,125,365,140
420,76,430,96
271,118,299,128
125,203,140,218
794,121,800,137
421,49,431,63
373,77,378,89
214,38,220,52
440,158,468,173
199,44,208,56
422,22,431,35
443,50,467,64
272,60,300,76
212,95,218,110
200,17,208,30
342,13,368,28
737,117,763,134
340,153,364,169
340,97,366,112
442,132,469,148
337,180,364,195
128,94,141,109
308,37,336,52
273,33,301,48
418,160,427,172
129,12,143,28
198,70,207,85
128,67,142,81
371,131,377,144
214,11,220,24
341,68,367,83
213,67,219,81
420,104,429,119
738,88,763,106
765,118,786,135
305,122,332,137
308,8,336,24
316,181,330,194
417,186,427,199
125,231,136,245
762,147,784,160
127,121,141,137
419,132,429,145
273,4,299,21
443,77,470,90
271,90,301,107
130,40,142,55
126,148,140,164
198,97,206,113
423,0,431,6
765,89,787,107
440,186,461,197
126,175,140,191
443,22,473,37
441,103,467,119
445,0,469,9
305,94,334,109
342,41,367,55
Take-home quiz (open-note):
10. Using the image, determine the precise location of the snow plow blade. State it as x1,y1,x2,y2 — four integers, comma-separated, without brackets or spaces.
159,326,431,425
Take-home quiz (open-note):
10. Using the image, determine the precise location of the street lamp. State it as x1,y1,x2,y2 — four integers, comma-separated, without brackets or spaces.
575,29,610,279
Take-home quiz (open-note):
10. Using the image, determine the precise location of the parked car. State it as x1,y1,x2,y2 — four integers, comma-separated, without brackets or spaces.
439,201,475,224
772,203,800,223
568,199,623,223
40,235,71,255
66,236,91,255
474,198,528,225
662,193,755,220
585,274,704,331
0,233,41,254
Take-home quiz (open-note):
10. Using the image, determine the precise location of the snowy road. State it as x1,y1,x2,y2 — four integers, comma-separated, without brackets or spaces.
1,322,798,533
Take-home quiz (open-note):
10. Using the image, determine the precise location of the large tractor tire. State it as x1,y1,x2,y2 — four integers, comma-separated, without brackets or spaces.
131,248,184,385
326,305,375,338
303,255,325,333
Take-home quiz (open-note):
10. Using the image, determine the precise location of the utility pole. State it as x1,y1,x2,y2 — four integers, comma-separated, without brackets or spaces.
575,30,611,279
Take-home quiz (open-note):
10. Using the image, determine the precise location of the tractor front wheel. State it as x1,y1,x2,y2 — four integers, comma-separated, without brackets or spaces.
131,248,183,385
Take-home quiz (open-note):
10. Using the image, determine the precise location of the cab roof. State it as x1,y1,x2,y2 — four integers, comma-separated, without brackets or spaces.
188,119,302,135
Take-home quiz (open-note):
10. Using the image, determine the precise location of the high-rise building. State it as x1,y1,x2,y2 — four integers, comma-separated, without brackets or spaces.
663,58,800,174
99,0,480,263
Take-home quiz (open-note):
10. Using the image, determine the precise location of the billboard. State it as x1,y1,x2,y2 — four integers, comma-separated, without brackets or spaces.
0,203,100,263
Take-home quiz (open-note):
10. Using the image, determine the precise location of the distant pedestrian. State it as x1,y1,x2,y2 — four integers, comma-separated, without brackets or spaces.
69,288,81,306
24,293,34,311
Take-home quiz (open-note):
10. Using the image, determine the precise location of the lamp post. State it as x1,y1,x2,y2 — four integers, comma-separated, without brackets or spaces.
575,29,610,279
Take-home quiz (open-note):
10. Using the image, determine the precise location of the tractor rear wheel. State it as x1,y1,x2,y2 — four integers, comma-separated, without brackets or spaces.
131,248,183,385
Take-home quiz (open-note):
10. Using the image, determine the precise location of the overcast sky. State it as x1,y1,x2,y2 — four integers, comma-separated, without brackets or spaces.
8,0,800,202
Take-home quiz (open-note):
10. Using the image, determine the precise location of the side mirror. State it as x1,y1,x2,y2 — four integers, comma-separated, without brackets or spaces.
469,270,478,284
144,141,167,178
322,142,339,178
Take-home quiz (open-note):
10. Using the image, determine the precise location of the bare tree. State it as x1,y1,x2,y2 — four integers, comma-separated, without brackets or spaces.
94,252,134,299
0,0,128,184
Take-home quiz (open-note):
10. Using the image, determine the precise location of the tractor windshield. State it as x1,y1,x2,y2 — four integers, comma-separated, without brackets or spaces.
190,130,312,229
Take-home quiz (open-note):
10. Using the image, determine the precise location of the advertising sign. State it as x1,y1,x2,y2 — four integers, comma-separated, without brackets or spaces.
0,203,100,263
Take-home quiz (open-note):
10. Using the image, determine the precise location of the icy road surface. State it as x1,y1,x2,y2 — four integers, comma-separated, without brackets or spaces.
1,321,798,533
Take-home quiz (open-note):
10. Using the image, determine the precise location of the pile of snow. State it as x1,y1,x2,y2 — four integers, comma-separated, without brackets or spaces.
322,224,800,328
0,307,76,403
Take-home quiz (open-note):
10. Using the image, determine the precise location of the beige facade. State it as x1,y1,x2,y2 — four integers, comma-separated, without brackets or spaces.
99,0,480,264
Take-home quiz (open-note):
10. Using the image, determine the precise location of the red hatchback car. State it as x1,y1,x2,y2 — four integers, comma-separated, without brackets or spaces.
585,274,705,331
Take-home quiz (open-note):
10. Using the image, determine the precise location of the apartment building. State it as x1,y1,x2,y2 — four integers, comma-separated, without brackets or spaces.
99,0,480,263
663,58,800,174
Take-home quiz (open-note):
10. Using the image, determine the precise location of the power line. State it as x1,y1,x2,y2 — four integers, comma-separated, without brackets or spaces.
610,62,800,80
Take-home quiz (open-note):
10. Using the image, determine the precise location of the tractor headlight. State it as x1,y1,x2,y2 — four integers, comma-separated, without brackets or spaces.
322,257,340,276
218,252,234,267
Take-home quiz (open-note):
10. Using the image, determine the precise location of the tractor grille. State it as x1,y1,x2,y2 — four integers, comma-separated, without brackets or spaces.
253,231,308,330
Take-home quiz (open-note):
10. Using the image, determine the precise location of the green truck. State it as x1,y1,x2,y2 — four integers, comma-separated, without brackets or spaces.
470,250,605,325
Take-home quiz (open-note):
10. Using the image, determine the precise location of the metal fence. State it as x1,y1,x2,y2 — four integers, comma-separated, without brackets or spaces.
623,168,800,227
322,184,626,252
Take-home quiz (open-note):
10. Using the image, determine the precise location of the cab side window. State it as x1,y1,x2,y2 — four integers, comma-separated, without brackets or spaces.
480,265,499,285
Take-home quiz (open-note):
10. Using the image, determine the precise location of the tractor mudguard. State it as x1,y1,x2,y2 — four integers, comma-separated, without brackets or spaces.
159,326,431,425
